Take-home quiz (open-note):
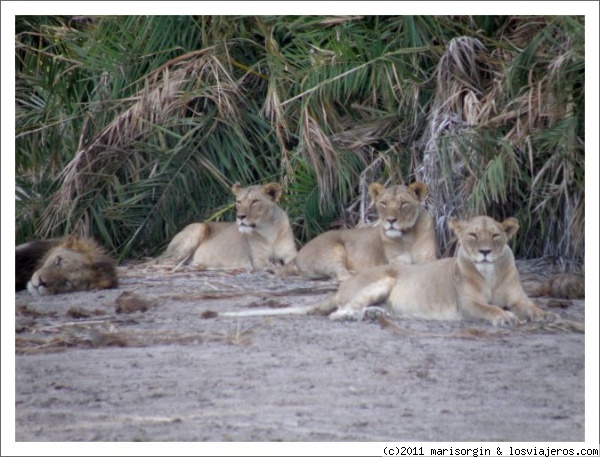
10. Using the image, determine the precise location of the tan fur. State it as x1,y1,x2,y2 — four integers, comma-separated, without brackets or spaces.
161,182,297,270
320,216,559,326
26,237,118,296
277,182,437,281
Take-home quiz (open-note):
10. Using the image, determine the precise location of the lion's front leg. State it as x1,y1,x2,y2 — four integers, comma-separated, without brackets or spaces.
494,270,560,323
507,296,560,323
329,274,396,321
461,300,520,327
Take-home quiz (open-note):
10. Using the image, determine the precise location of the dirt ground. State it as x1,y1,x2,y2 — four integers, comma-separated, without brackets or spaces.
10,260,590,445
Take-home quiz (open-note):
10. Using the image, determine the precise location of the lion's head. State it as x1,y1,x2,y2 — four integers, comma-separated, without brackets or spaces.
232,182,284,234
27,237,118,296
449,216,519,265
368,182,429,239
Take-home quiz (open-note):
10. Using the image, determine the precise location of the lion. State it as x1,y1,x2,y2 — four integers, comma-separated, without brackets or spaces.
160,182,297,270
317,215,559,326
277,182,437,281
17,236,119,296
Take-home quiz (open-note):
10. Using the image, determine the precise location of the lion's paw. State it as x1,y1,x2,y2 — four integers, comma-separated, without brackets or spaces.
329,308,362,321
492,311,520,327
361,306,389,321
538,310,560,323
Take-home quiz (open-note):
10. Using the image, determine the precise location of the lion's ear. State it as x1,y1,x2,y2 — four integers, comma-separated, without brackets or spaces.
368,183,385,201
63,235,76,249
409,182,428,201
448,218,466,236
231,182,243,196
263,182,282,203
501,217,520,240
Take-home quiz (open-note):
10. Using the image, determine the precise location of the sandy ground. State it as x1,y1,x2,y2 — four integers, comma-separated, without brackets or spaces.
9,261,591,445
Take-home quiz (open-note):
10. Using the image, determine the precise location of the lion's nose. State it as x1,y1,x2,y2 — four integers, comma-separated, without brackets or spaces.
237,214,247,221
386,218,397,225
479,249,492,257
37,275,47,287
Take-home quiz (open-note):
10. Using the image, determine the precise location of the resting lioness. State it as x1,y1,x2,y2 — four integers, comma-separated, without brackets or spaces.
161,182,297,270
319,216,559,326
277,182,437,281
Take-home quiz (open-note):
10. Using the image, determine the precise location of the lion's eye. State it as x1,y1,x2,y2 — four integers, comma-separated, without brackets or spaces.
401,202,410,208
492,234,501,240
251,199,259,206
54,256,62,267
468,232,477,239
379,202,387,208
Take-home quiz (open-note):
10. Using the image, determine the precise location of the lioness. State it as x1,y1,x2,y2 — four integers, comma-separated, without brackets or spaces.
18,237,119,296
161,182,297,270
277,182,437,281
320,216,559,326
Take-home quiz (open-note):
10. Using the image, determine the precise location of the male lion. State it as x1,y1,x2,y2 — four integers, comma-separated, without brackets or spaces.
161,182,297,270
17,237,119,296
319,216,559,326
277,182,437,281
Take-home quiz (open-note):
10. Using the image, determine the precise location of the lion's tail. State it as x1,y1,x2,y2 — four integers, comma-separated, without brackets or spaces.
217,306,316,318
213,294,339,319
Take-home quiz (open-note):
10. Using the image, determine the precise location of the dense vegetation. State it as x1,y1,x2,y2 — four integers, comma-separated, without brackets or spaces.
15,15,585,265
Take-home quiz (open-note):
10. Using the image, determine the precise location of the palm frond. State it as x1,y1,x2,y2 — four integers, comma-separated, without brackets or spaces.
16,15,584,266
